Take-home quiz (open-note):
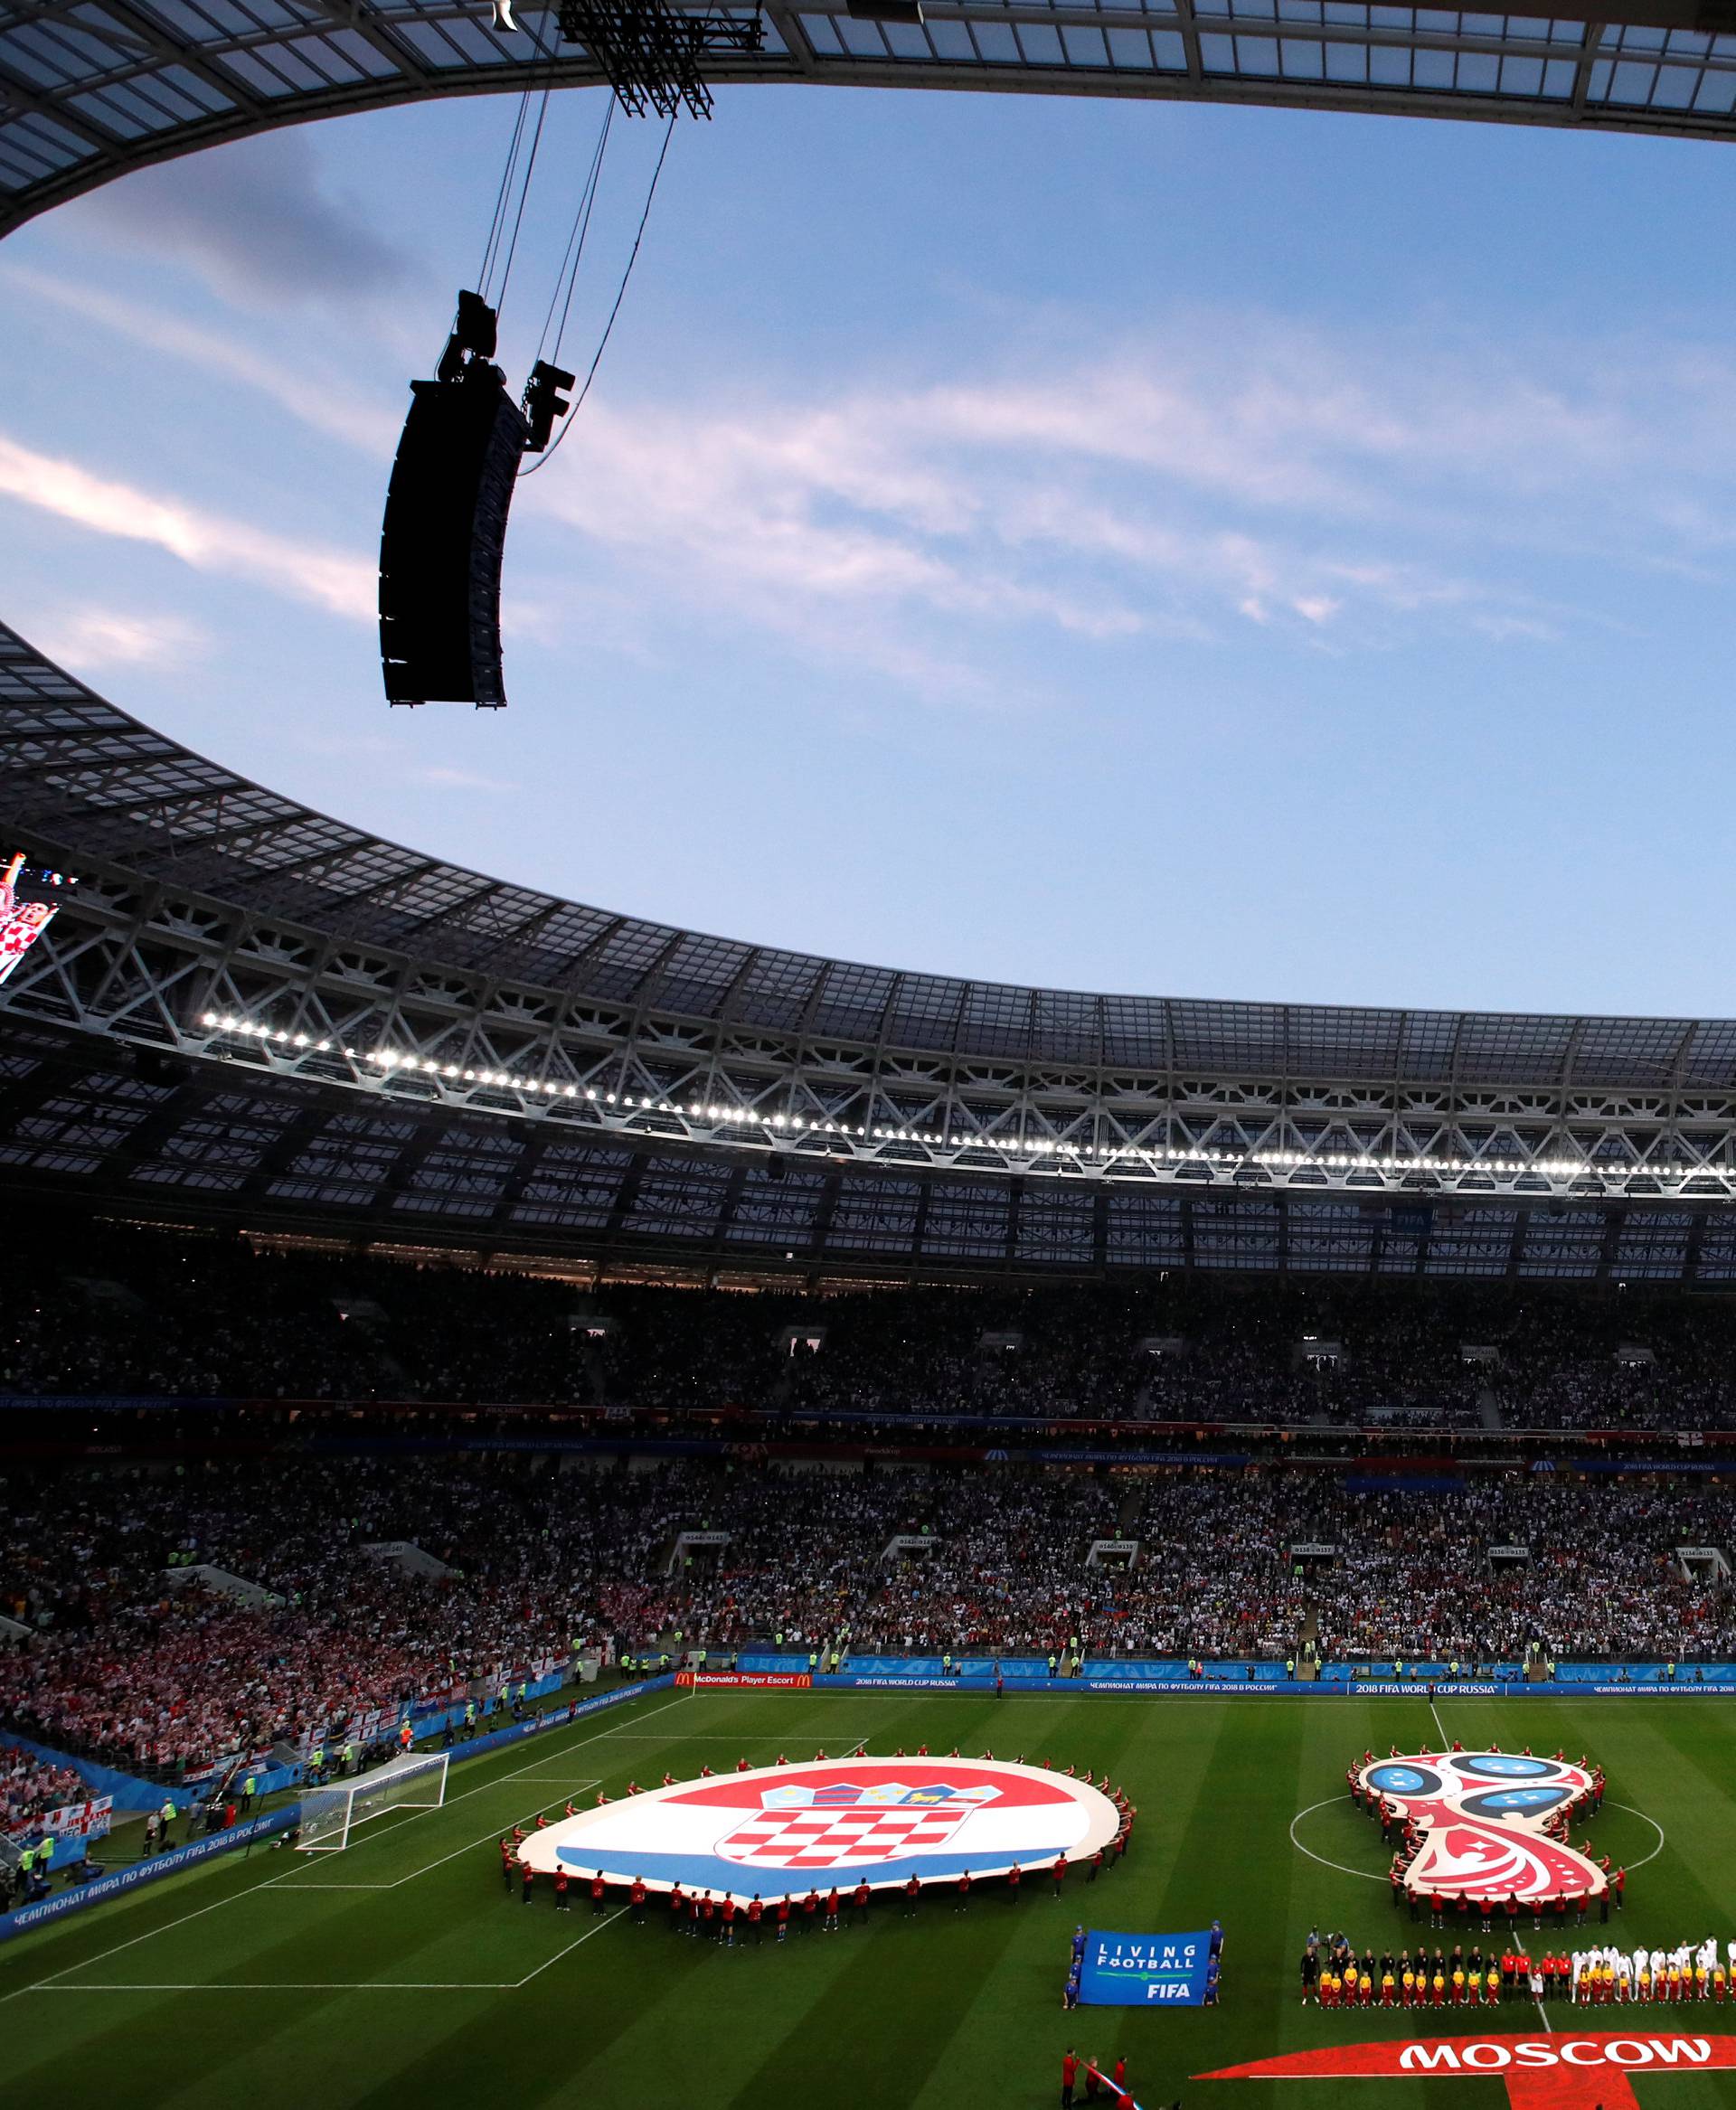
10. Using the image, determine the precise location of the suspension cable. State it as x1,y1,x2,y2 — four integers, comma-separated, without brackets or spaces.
534,95,615,370
519,108,677,478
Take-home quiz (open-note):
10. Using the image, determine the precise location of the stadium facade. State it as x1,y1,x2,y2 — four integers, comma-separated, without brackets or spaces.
8,618,1736,1286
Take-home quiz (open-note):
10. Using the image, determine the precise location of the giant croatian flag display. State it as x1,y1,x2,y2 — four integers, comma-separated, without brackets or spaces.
518,1757,1120,1901
1358,1751,1604,1902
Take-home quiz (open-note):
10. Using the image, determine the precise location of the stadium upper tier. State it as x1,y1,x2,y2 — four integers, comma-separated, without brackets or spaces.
7,0,1736,238
8,616,1736,1285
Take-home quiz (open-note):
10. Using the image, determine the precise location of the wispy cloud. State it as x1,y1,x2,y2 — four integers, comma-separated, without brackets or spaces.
19,268,1736,692
31,606,209,673
61,128,414,315
0,432,374,621
514,307,1736,675
3,265,401,457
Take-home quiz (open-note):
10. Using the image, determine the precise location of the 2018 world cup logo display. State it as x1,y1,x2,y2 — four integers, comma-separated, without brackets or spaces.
1358,1751,1605,1902
518,1758,1120,1901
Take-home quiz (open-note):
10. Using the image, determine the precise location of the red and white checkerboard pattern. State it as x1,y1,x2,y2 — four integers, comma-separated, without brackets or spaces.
719,1806,967,1870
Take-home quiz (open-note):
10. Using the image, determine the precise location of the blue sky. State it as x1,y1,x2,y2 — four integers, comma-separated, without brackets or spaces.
4,85,1736,1015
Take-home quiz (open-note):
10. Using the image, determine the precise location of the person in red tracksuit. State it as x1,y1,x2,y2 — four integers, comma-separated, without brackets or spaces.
499,1838,514,1891
802,1889,820,1935
630,1877,646,1925
722,1896,738,1947
699,1893,716,1940
590,1871,607,1917
747,1895,764,1945
956,1871,971,1914
853,1879,870,1927
1061,2049,1080,2110
554,1870,571,1913
776,1897,791,1943
1008,1862,1023,1906
1110,2056,1127,2096
825,1888,840,1934
1053,1855,1068,1898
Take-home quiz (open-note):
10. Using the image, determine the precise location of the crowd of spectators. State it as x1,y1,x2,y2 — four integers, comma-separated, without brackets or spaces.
7,1221,1736,1782
6,1447,1736,1777
10,1218,1736,1433
0,1742,84,1830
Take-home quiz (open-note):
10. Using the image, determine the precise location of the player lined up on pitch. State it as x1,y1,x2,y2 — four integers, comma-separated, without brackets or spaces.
1300,1931,1736,2010
494,1745,1136,1924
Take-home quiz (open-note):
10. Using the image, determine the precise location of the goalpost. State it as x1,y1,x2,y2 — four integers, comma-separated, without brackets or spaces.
296,1751,449,1852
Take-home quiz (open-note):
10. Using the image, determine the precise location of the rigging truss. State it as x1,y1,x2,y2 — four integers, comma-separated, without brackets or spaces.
556,0,765,116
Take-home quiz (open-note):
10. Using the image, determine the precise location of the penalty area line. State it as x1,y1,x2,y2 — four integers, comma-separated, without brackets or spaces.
278,1779,602,1894
514,1905,628,1985
24,1979,515,1993
2,1697,690,2000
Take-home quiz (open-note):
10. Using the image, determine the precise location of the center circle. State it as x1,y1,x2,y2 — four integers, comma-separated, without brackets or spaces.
1288,1796,1387,1884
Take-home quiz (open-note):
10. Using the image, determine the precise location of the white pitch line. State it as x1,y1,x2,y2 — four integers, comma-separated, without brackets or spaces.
514,1905,627,1985
27,1980,513,1992
1288,1798,1385,1884
2,1694,690,1997
271,1779,603,1895
373,1787,601,1892
0,1868,294,2007
1429,1699,1448,1749
1608,1801,1667,1870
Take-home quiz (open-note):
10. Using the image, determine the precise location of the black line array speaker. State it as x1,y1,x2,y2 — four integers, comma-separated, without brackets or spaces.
379,373,529,708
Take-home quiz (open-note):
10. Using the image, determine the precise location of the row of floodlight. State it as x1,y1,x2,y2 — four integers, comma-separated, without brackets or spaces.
193,1015,1712,1182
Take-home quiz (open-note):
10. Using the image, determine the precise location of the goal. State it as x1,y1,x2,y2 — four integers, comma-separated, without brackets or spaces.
296,1751,449,1852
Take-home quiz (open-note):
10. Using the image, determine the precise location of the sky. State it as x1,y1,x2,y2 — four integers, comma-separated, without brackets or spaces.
4,81,1736,1017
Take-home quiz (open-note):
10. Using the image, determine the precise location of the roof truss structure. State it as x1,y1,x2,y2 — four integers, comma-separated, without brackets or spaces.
5,1012,1735,1284
10,620,1736,1257
9,0,1736,237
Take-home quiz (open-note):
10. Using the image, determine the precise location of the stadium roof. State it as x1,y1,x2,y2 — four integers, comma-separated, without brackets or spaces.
10,622,1736,1269
7,617,1736,1092
9,0,1736,238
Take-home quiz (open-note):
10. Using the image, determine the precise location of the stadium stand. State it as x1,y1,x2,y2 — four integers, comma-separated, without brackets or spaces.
5,1413,1735,1777
9,1218,1736,1432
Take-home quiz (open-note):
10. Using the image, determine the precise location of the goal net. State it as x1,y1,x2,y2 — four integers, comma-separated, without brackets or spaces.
296,1751,449,1853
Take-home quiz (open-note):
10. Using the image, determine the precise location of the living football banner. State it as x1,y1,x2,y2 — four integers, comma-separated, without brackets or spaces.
1080,1928,1213,2006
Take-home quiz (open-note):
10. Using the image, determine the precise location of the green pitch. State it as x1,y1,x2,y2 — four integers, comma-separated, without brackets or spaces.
1,1689,1729,2109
